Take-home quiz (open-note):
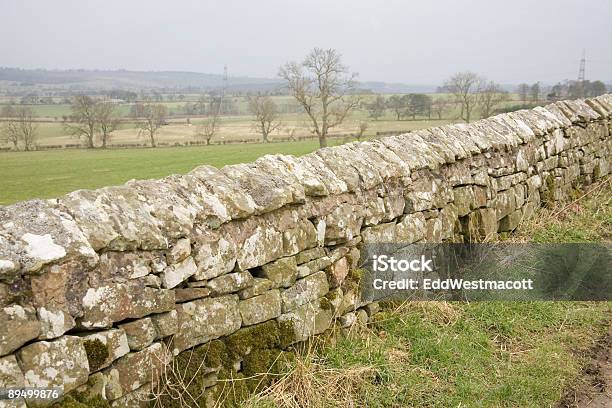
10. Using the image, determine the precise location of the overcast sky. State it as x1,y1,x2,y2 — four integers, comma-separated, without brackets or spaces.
1,0,610,85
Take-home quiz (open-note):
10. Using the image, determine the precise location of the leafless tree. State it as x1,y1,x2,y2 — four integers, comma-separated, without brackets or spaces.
247,95,281,143
529,82,541,103
96,101,118,148
517,83,530,105
65,95,98,148
1,107,37,151
138,102,167,147
478,81,510,118
355,121,368,141
195,116,219,145
443,72,484,123
431,96,453,120
279,48,360,148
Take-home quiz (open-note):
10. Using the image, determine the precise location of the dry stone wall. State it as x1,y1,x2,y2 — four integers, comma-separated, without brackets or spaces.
0,95,611,407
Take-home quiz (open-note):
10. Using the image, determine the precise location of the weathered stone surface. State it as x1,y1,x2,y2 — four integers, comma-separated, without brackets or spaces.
167,238,191,264
99,252,152,280
80,284,174,329
17,336,89,405
0,354,26,407
119,318,157,351
238,277,275,300
0,199,97,276
295,247,327,265
283,219,318,256
192,227,237,280
361,222,396,243
206,271,253,296
395,212,426,243
172,295,241,354
0,305,40,356
259,256,298,288
150,310,178,339
103,342,171,401
325,257,349,289
297,256,332,279
161,256,197,289
281,271,329,313
174,287,211,303
239,290,282,326
278,298,333,346
321,203,364,244
81,329,130,371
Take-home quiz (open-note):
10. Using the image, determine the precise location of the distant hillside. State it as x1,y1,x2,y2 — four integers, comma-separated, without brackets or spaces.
0,68,447,95
0,68,282,92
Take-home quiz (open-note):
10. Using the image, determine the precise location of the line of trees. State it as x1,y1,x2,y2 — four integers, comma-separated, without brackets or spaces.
442,72,509,122
1,107,37,151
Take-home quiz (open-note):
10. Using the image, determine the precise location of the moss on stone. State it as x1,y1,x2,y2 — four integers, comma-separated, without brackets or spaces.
83,338,109,372
278,319,297,349
542,174,556,208
224,320,280,359
319,296,333,311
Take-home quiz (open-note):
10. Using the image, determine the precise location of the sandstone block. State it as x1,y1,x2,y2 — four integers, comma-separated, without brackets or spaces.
281,271,329,313
150,310,179,339
161,256,197,289
0,305,40,356
206,271,253,296
172,295,241,354
82,329,130,372
259,256,297,288
239,290,282,326
119,318,157,351
238,278,275,300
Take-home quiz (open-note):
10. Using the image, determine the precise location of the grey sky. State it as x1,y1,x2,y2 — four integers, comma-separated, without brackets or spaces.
1,0,610,85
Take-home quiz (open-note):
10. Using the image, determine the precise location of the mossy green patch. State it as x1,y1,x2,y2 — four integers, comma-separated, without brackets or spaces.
83,338,109,372
52,394,111,408
225,320,280,359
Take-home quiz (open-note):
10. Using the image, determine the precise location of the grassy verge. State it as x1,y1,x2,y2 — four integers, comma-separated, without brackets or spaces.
244,180,612,408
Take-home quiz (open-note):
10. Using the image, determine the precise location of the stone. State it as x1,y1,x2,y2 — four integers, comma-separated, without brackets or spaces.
364,302,380,317
81,329,130,372
161,256,197,289
103,342,171,401
325,257,349,289
361,222,396,243
339,312,357,328
356,309,369,324
282,219,318,256
206,271,253,296
172,295,242,354
295,247,327,265
238,278,275,300
98,252,152,280
0,305,40,356
453,186,475,216
150,310,179,339
239,290,282,326
80,284,174,329
192,228,237,280
395,212,426,243
321,203,364,244
281,271,329,313
425,218,443,242
278,298,333,346
17,336,89,405
296,256,332,279
259,256,298,288
0,354,26,407
119,318,157,351
167,238,191,264
36,307,75,340
499,209,523,232
174,287,211,302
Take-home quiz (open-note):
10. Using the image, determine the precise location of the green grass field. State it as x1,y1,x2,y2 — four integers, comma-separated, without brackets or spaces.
0,141,323,205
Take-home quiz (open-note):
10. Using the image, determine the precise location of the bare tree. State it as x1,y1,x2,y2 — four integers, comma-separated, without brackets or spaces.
138,102,167,147
247,95,281,143
195,116,219,145
65,95,98,148
386,95,406,121
1,107,37,151
478,81,510,118
355,121,368,141
443,72,484,123
96,101,118,148
431,96,452,120
279,48,360,148
517,83,530,105
529,82,541,103
367,95,386,120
